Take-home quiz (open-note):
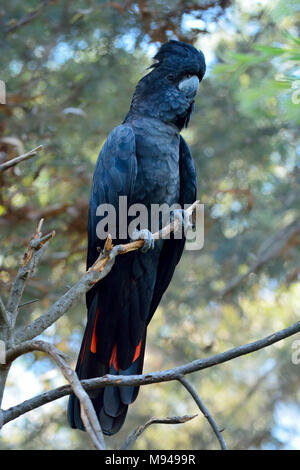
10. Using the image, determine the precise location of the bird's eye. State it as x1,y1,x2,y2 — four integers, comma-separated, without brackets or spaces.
167,73,175,81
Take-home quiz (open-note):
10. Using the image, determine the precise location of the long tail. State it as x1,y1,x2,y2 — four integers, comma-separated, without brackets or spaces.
68,295,146,436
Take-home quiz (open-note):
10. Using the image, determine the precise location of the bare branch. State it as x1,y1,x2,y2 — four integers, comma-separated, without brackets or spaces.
2,319,300,427
12,247,120,346
4,2,55,35
219,219,300,298
18,299,40,309
1,383,71,426
2,205,298,449
13,201,200,346
0,296,10,328
6,220,55,331
5,340,106,450
0,146,43,173
121,414,198,450
178,377,227,450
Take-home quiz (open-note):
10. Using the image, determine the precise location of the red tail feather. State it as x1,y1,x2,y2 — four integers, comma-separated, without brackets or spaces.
90,307,100,354
133,340,142,362
80,319,91,364
109,343,119,371
109,339,142,373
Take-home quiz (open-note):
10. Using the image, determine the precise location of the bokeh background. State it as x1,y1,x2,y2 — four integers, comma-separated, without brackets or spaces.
1,0,300,450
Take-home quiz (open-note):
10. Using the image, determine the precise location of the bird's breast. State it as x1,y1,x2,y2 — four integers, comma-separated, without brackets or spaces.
130,118,180,207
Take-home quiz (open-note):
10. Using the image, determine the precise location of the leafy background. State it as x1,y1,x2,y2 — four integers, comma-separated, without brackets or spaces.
0,0,300,450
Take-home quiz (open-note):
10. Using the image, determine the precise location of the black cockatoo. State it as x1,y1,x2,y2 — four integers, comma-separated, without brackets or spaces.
68,40,206,436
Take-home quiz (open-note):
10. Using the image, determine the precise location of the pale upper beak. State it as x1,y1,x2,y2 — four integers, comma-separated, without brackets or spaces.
178,75,199,100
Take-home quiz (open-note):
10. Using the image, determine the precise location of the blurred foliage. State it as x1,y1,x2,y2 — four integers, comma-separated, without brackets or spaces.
1,0,300,450
215,0,300,121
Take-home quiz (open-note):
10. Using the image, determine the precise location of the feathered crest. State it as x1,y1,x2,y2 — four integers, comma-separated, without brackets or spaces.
149,40,206,80
153,40,197,64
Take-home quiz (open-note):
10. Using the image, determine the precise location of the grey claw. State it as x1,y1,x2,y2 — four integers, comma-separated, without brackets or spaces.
170,209,192,235
131,229,155,253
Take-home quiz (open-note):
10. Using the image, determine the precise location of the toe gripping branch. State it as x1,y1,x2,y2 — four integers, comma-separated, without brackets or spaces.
93,202,199,260
130,229,155,253
170,209,192,236
129,208,195,253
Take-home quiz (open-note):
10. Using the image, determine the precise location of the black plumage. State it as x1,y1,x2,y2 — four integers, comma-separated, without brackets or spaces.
68,40,206,435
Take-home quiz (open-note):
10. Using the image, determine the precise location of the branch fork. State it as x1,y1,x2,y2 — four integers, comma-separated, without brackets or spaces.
1,200,300,450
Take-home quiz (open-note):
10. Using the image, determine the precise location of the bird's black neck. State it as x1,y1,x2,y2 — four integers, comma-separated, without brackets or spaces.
124,97,194,132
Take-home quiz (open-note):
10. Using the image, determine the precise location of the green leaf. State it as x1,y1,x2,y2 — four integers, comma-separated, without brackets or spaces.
253,45,290,56
282,30,300,46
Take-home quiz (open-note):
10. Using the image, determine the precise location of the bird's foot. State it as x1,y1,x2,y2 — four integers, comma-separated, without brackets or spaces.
170,209,192,235
130,229,155,253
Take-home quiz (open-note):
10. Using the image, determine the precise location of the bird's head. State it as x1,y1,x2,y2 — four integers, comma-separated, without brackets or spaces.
128,40,206,130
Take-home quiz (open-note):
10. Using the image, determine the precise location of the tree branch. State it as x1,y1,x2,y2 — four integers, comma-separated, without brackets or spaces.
12,245,122,347
2,205,298,449
178,376,227,450
219,219,300,298
0,146,43,173
120,414,198,450
4,2,56,35
5,340,106,450
2,319,300,427
6,219,55,332
13,201,200,346
0,296,10,328
18,299,40,309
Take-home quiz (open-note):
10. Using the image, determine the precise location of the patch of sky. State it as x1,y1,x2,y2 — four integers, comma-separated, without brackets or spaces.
140,36,159,59
259,278,279,302
181,13,206,33
47,41,75,69
259,357,276,375
77,39,88,50
272,402,300,449
93,28,101,40
231,200,243,212
52,41,75,64
261,181,274,195
115,31,138,53
9,60,23,76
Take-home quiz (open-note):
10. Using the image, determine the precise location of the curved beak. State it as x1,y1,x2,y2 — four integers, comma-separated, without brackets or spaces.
178,75,200,100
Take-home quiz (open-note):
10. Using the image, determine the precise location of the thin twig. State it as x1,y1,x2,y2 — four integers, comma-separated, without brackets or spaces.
121,414,198,450
5,340,106,450
2,319,300,426
0,296,10,327
18,299,40,309
5,2,55,35
0,146,43,173
178,376,227,450
219,219,300,298
6,220,55,331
